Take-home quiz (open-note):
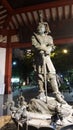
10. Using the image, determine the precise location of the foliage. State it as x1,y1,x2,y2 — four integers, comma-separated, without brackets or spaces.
12,44,73,89
51,45,73,73
12,51,34,81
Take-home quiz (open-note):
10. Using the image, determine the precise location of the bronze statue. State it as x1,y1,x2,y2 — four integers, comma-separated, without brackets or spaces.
31,15,66,104
3,14,73,129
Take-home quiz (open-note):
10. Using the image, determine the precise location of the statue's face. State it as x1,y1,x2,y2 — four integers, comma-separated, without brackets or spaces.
37,24,45,34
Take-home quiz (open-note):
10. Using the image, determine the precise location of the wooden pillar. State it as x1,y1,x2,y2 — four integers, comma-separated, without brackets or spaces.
5,33,12,94
5,45,12,94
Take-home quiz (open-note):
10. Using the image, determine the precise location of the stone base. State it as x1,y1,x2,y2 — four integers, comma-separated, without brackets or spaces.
10,95,73,130
0,115,73,130
61,125,73,130
0,94,12,116
2,95,73,130
0,83,5,94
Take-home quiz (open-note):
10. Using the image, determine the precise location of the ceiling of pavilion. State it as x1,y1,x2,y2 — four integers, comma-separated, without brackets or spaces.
7,0,56,9
0,0,73,42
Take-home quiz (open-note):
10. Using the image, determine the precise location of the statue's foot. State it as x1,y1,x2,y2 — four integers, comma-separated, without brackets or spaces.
55,92,67,104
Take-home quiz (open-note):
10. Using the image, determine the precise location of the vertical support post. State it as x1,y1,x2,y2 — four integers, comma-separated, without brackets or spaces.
5,46,12,94
5,34,12,94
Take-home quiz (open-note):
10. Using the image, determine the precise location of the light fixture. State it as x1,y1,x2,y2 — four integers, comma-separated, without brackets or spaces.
13,61,17,65
62,49,68,54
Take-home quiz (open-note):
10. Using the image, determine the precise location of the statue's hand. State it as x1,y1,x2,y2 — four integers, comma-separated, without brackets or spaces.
52,45,56,51
40,50,44,55
45,51,51,55
45,46,53,54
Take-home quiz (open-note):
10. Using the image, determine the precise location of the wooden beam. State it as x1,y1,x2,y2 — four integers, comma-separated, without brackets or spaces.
19,14,24,26
31,12,36,24
14,15,20,27
69,5,72,19
1,0,73,30
1,0,13,13
62,6,65,19
9,18,16,29
54,37,73,45
0,37,73,49
0,11,7,17
25,13,30,24
0,29,17,35
0,42,7,48
43,10,47,21
10,42,31,48
49,8,53,21
13,0,73,14
2,14,12,28
1,13,11,29
56,7,59,20
4,37,73,49
1,0,14,28
24,13,33,31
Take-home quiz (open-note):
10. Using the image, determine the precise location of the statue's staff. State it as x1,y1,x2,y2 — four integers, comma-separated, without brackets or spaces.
43,54,48,103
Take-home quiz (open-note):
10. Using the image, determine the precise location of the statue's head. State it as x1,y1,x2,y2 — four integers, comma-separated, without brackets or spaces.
37,23,45,34
37,12,51,34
